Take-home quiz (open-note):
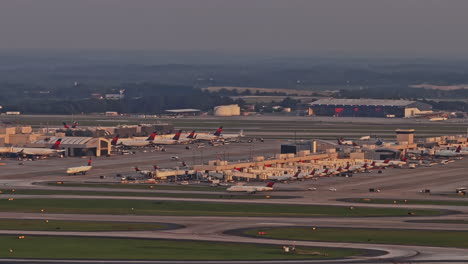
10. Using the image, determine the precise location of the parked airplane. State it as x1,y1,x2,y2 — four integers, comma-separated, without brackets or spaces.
112,132,158,147
337,138,358,146
134,166,153,176
178,130,197,143
435,146,466,157
407,148,431,155
314,168,330,177
268,171,300,181
372,160,391,168
0,139,65,158
226,182,275,193
151,130,183,145
329,167,344,175
62,122,78,129
386,157,408,166
196,126,243,141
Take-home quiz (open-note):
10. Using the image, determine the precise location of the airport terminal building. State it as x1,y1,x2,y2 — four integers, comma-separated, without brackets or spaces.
308,98,432,118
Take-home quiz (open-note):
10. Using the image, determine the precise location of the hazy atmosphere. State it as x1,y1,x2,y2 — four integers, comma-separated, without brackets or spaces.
1,1,468,264
1,0,468,57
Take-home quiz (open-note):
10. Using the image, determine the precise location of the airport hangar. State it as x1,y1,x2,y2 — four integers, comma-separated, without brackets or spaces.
308,98,432,118
33,137,111,157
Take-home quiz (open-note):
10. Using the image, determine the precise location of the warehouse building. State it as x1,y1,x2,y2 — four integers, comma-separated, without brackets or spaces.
308,99,432,118
165,109,201,116
214,104,241,116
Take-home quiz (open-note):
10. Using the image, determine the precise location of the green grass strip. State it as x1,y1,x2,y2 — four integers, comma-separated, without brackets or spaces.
243,227,468,248
347,198,468,206
0,219,173,231
2,189,289,200
0,236,363,260
0,198,443,217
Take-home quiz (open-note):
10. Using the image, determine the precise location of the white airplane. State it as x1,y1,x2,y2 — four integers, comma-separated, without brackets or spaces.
134,166,153,176
226,182,275,193
63,122,78,129
337,138,358,146
372,160,391,168
0,139,65,157
359,136,371,140
151,130,183,145
386,157,408,166
407,148,430,155
268,171,300,181
329,167,345,175
344,164,366,173
112,132,157,147
66,158,92,175
178,130,197,143
314,168,331,177
196,126,243,141
435,146,466,157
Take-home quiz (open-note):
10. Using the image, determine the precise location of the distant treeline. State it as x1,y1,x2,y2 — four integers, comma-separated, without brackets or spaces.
0,83,241,114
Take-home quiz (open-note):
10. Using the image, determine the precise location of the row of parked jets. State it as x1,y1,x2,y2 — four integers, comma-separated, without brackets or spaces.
224,158,414,193
0,126,242,158
111,126,243,147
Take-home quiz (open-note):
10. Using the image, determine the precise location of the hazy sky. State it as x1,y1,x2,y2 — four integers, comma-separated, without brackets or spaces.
1,0,468,56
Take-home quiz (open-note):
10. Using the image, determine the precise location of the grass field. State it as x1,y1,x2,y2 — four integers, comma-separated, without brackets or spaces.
242,227,468,248
0,219,175,231
0,236,364,260
46,182,226,192
345,198,468,206
0,198,444,217
2,189,293,200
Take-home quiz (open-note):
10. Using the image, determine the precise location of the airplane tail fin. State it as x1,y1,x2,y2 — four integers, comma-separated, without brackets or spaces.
214,126,223,136
52,139,62,149
173,130,182,140
134,167,140,172
87,158,92,166
266,182,275,187
187,130,196,139
153,165,159,170
111,135,119,145
337,138,342,145
72,122,78,128
63,122,70,129
147,131,157,141
456,145,462,153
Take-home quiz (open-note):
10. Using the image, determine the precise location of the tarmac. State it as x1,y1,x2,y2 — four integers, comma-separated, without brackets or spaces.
0,132,468,263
